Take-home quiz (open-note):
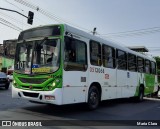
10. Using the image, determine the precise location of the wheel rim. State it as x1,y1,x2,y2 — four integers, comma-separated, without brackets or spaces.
89,90,98,105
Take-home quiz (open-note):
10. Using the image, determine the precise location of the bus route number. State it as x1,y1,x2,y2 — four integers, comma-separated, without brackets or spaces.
17,61,26,69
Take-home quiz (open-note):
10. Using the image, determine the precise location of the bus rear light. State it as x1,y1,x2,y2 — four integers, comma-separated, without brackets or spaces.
45,95,55,100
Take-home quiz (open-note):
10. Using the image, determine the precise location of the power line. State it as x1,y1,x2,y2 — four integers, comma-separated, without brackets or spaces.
0,17,22,31
100,27,160,38
4,0,24,11
101,26,160,35
0,11,30,28
4,0,48,25
14,0,92,32
0,21,21,31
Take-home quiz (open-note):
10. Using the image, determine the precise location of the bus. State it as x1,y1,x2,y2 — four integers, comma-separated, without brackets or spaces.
12,24,159,110
1,39,17,74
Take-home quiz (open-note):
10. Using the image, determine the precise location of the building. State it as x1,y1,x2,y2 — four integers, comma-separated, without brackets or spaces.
0,44,3,70
128,46,149,53
1,39,17,73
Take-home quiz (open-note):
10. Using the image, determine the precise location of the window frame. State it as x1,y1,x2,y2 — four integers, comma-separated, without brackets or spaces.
145,59,151,74
116,49,127,70
128,53,137,72
64,36,88,71
151,61,156,75
102,44,116,69
90,40,102,66
137,56,144,73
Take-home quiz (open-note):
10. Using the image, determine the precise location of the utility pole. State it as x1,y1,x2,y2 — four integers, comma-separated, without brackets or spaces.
0,7,34,25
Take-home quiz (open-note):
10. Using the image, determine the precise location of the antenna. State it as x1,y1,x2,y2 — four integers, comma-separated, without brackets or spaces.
93,27,97,35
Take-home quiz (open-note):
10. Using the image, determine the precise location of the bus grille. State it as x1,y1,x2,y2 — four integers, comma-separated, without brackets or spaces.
22,86,43,90
18,78,47,84
23,92,39,98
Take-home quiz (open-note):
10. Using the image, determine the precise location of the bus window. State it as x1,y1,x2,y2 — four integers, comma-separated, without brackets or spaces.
116,50,127,70
64,37,87,71
102,44,115,68
151,61,156,74
137,57,144,73
90,41,101,66
128,53,137,72
145,60,151,74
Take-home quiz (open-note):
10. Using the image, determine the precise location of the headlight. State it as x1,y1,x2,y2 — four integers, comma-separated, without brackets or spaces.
52,82,56,87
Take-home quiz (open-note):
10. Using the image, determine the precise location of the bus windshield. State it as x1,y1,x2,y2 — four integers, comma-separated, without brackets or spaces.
14,38,60,74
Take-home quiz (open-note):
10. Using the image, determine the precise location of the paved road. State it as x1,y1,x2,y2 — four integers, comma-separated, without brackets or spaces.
0,84,160,129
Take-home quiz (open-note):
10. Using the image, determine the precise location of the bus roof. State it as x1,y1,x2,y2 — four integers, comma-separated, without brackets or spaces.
64,24,155,62
19,24,155,62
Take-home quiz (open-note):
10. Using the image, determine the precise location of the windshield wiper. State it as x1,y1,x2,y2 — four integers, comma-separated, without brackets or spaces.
30,37,48,75
39,37,48,45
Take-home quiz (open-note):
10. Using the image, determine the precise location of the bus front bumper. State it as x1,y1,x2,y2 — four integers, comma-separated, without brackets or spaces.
12,85,63,105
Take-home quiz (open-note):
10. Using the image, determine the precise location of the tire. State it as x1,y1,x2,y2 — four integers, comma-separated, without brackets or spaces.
5,84,9,90
138,87,144,102
87,86,100,110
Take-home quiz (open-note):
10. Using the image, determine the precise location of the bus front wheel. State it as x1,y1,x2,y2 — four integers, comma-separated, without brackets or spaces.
87,86,100,110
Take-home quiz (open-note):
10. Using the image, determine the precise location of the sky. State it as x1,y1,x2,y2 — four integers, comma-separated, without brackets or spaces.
0,0,160,56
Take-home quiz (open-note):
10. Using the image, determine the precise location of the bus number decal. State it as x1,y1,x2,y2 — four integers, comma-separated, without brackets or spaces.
90,67,104,73
90,67,94,72
17,61,26,69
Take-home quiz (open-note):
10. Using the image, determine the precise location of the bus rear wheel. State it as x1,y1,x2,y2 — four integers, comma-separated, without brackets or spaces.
138,87,144,102
87,86,100,110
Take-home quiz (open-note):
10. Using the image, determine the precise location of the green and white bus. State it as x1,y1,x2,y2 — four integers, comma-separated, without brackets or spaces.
12,24,159,109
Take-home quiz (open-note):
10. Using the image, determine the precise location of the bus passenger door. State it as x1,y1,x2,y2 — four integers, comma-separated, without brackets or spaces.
62,36,88,104
103,68,117,99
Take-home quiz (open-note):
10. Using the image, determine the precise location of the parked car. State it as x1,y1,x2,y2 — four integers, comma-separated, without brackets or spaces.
0,72,10,90
7,73,13,82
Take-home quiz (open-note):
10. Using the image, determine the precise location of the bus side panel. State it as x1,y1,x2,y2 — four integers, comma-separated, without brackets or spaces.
62,71,88,104
144,74,158,95
116,69,125,98
126,71,138,97
134,73,144,96
101,68,116,100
